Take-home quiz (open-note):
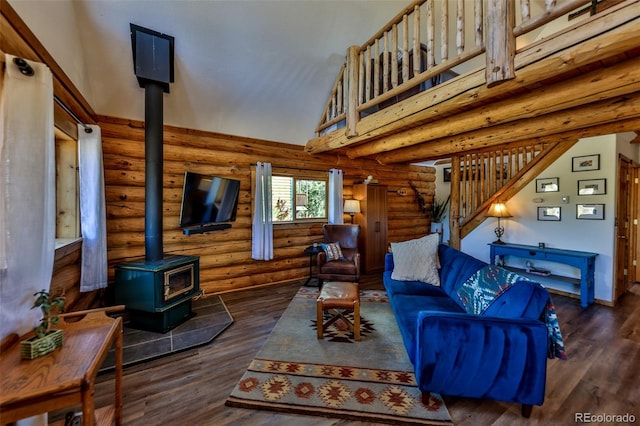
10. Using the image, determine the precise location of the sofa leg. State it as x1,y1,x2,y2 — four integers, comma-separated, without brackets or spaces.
521,404,533,418
421,392,430,406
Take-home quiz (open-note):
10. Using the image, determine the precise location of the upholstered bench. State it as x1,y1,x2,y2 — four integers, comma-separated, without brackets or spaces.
316,281,360,341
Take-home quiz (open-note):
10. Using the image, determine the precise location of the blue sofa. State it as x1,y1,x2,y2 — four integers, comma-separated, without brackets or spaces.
383,244,558,416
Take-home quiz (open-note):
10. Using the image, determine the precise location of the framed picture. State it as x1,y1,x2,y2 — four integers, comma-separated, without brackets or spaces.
578,178,606,195
443,167,451,182
572,154,600,172
443,165,484,182
577,204,605,220
536,177,559,193
537,206,561,221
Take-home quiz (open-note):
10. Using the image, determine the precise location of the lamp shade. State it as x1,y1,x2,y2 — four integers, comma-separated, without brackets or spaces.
343,199,361,214
487,202,512,218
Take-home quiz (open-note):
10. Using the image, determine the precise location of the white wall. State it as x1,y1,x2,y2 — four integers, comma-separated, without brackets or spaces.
433,133,639,304
8,0,94,106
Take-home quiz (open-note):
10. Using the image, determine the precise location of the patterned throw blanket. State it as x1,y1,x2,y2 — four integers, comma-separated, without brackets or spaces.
456,265,567,360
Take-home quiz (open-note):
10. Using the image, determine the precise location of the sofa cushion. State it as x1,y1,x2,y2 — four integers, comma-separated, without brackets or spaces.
319,258,358,275
391,294,465,364
383,271,448,299
390,234,440,286
483,280,549,319
438,244,487,300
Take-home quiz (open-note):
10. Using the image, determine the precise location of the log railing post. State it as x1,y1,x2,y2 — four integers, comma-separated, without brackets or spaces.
449,155,461,249
346,45,360,137
486,0,516,87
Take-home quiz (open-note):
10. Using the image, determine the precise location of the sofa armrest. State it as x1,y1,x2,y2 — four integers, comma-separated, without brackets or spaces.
414,311,548,406
385,252,394,271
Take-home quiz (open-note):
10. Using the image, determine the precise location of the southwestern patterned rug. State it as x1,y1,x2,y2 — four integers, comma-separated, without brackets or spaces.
225,287,452,425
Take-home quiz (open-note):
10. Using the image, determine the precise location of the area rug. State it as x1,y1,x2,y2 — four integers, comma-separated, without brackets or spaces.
226,287,452,425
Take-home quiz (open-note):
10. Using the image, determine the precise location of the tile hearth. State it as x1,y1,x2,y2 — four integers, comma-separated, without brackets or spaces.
101,295,233,370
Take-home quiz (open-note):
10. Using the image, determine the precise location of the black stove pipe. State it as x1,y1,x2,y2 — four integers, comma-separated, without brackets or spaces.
144,82,164,262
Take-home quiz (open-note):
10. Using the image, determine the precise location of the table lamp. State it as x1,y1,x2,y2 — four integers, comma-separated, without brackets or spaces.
343,200,361,224
487,202,512,244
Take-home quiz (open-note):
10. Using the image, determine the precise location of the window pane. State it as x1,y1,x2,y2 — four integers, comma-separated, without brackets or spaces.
272,176,293,222
295,179,326,219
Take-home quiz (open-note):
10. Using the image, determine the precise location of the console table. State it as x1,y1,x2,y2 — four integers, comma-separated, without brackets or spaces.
0,306,124,425
489,243,598,308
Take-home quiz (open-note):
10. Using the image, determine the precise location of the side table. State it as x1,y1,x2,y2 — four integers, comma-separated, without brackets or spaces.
0,306,124,426
303,245,323,287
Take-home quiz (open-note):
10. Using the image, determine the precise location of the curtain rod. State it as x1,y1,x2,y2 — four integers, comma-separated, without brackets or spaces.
53,95,92,133
10,57,93,134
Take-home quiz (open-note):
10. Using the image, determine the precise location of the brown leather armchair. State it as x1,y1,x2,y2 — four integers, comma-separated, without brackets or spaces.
317,224,360,287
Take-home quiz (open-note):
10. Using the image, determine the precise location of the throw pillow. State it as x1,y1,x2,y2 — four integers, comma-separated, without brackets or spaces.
321,242,344,261
390,233,440,286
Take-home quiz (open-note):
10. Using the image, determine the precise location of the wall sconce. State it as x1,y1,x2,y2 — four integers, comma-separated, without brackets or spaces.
487,202,512,244
343,200,361,224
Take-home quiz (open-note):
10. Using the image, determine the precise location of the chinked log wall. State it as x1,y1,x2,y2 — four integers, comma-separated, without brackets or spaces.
99,116,435,294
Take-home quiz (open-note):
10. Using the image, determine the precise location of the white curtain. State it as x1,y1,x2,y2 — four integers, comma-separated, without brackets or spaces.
251,162,273,260
328,169,344,224
78,124,108,292
0,55,55,350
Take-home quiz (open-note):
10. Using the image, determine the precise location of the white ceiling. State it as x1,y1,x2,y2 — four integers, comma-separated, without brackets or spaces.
10,0,408,145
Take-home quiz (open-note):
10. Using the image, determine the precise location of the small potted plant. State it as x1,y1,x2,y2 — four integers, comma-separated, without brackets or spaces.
429,195,450,241
20,289,66,359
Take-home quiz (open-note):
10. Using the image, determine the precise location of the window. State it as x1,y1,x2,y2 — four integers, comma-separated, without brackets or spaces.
54,126,81,247
272,174,327,223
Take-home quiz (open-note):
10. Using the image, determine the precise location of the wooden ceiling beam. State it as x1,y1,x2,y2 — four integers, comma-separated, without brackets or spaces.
346,58,640,159
375,95,640,164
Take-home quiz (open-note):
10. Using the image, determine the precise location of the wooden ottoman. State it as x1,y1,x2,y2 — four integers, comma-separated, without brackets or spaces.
316,281,360,341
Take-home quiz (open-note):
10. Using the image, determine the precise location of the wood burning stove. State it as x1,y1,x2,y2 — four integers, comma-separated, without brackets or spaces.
114,25,199,333
115,255,200,333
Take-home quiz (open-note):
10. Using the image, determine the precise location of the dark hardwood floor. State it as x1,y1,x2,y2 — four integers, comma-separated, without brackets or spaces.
84,276,639,425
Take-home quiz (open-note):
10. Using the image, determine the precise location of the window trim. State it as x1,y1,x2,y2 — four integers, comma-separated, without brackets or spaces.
54,126,81,247
251,166,329,226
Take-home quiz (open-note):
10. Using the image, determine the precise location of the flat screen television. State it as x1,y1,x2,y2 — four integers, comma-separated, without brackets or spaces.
179,172,240,228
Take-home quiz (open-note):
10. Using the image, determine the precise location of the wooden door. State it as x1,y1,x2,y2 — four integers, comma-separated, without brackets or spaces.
367,185,388,273
614,156,634,302
354,184,388,274
632,165,640,285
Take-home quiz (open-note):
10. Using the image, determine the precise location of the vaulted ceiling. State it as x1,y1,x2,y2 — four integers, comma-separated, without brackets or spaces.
8,0,408,146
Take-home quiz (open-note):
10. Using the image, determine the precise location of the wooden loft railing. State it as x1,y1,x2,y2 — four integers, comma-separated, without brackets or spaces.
312,0,594,140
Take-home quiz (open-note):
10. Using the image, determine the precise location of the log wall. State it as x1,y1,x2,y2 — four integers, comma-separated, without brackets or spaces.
99,116,435,295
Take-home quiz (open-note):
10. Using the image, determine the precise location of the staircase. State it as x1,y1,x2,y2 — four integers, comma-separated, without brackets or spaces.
446,140,578,248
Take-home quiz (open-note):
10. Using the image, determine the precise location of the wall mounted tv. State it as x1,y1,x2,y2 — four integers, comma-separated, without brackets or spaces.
179,172,240,234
